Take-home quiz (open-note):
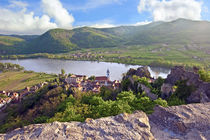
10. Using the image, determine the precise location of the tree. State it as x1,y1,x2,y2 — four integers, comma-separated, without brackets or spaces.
88,76,96,81
61,69,65,75
117,91,135,104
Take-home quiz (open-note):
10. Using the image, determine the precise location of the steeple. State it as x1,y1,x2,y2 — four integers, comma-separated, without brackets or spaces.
107,69,110,80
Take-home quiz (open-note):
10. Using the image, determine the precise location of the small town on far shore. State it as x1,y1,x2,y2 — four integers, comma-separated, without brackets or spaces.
0,69,120,110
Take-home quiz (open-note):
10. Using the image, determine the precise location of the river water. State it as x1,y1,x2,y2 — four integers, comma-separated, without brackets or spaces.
0,58,170,80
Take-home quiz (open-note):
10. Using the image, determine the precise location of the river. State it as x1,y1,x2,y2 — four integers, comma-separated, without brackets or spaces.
0,58,170,80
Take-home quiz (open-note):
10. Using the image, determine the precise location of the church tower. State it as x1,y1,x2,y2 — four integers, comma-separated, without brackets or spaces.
107,69,110,80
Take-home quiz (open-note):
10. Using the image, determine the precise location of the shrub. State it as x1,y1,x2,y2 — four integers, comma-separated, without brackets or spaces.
167,95,185,106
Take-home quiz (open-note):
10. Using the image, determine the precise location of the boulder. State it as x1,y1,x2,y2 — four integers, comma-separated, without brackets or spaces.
149,103,210,140
0,111,155,140
126,66,151,79
1,103,210,140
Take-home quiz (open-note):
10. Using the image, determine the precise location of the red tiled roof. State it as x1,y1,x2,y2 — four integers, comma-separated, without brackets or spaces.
95,76,108,81
76,75,86,78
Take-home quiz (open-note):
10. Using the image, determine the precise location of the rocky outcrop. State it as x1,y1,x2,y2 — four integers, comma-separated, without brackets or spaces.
124,66,158,100
149,103,210,140
0,111,155,140
140,84,158,100
161,66,210,103
1,103,210,140
126,66,151,79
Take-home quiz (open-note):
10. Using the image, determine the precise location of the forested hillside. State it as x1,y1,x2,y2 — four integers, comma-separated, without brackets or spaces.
1,18,210,54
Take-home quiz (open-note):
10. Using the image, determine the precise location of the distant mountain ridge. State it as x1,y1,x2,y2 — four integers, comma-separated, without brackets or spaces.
1,18,210,54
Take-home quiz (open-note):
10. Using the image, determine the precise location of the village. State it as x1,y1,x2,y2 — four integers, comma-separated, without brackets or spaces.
0,69,120,110
0,82,48,111
64,69,120,93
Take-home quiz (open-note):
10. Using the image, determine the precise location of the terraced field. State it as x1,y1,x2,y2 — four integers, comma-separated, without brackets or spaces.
0,71,56,90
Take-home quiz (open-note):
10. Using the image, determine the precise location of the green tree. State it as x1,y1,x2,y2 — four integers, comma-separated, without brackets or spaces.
61,69,65,75
88,76,96,81
117,91,135,104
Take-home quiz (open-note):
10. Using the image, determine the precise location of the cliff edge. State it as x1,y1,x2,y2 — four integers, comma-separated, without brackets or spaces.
0,103,210,140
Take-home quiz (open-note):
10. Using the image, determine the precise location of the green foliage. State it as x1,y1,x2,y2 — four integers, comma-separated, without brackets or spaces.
0,94,7,98
198,70,210,82
0,62,24,72
100,86,114,100
33,116,49,124
88,76,96,81
61,69,65,75
154,98,168,107
121,78,131,91
117,91,135,104
167,94,185,106
174,80,196,101
151,77,165,97
132,97,155,114
137,77,152,89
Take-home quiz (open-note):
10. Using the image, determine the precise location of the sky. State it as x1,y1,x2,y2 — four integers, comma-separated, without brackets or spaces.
0,0,209,35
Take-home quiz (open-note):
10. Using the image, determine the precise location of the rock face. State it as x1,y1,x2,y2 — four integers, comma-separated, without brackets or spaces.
149,103,210,140
124,66,158,100
1,103,210,140
0,111,155,140
161,66,210,103
126,66,151,79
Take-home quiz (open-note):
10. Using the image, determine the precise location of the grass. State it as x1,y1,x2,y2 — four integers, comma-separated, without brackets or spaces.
0,71,57,91
0,36,24,46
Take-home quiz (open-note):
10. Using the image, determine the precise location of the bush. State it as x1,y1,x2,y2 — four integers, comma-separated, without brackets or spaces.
154,98,168,107
167,95,185,106
198,70,210,82
174,80,196,101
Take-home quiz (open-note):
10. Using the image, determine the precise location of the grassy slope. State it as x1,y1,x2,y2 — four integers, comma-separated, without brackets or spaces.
0,71,56,90
25,27,120,53
0,36,24,46
0,36,25,54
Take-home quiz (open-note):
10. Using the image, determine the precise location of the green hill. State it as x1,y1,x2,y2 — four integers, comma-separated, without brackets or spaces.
0,36,25,54
25,27,121,53
1,18,210,54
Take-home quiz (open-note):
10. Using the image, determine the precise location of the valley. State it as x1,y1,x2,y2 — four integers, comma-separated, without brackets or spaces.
0,19,210,70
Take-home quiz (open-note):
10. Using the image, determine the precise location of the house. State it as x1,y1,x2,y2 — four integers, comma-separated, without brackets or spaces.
95,76,109,82
65,75,87,84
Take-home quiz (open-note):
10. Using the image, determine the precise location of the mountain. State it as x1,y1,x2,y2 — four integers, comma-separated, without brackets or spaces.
1,18,210,54
29,27,121,53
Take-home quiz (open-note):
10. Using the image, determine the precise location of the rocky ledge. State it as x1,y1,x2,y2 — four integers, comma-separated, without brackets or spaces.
0,103,210,140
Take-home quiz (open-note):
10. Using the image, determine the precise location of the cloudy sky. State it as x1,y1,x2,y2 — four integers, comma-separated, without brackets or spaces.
0,0,209,34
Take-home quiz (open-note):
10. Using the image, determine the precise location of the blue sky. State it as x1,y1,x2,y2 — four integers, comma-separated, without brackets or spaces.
0,0,209,34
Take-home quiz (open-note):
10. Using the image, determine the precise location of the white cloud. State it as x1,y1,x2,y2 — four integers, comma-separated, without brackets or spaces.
90,23,116,28
42,0,74,28
0,8,57,35
138,0,202,21
0,0,74,35
134,20,152,26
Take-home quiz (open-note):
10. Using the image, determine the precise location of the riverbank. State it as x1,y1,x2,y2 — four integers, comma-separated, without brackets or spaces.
0,52,208,70
1,45,210,70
